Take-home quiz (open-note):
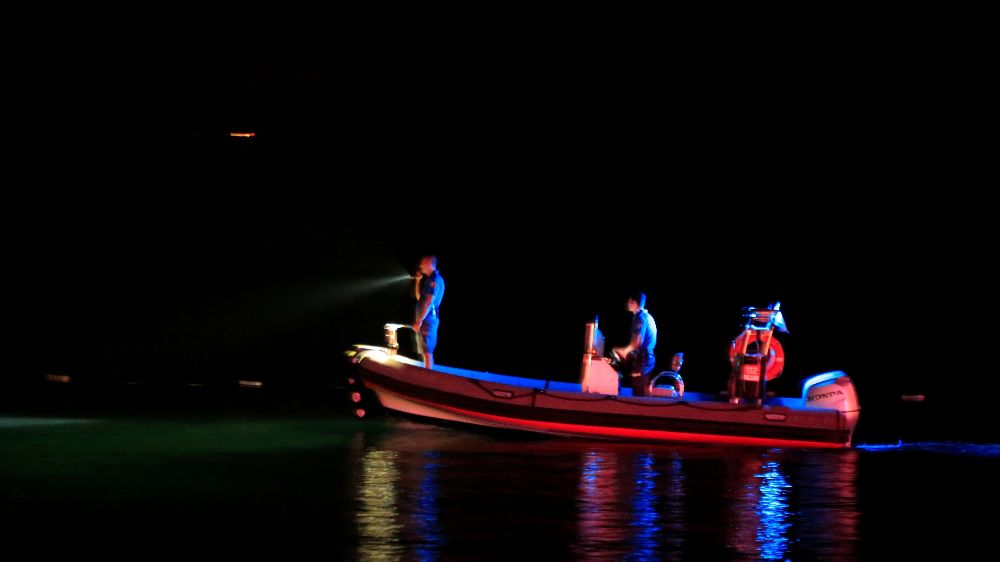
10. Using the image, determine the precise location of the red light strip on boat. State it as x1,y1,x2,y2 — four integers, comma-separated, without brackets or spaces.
366,381,847,449
437,403,846,448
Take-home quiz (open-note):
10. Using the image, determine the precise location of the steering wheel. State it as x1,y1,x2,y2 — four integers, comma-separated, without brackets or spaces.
606,349,624,369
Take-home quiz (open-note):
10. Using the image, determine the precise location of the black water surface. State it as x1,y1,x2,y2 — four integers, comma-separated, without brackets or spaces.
2,401,995,560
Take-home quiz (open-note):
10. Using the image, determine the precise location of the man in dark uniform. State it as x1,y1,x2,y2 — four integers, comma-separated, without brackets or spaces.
612,291,657,396
413,255,445,370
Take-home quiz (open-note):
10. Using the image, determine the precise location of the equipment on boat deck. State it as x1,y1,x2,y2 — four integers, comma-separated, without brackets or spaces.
346,304,861,448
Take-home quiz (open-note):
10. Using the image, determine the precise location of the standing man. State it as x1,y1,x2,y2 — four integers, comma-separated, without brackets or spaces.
413,255,445,370
613,291,657,397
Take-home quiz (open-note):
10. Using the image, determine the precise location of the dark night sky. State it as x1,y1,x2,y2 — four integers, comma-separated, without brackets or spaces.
9,5,991,421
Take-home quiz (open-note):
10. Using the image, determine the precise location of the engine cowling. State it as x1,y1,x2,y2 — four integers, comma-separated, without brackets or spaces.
803,371,860,435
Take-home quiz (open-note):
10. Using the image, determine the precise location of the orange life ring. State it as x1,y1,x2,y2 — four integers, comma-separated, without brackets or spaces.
728,332,785,381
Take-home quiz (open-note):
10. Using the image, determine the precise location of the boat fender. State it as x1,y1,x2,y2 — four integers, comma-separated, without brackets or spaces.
729,333,785,380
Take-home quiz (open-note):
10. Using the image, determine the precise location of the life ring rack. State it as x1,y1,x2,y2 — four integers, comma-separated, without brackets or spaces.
728,332,785,381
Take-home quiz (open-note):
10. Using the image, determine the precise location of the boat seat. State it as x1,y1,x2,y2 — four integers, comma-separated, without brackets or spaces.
649,384,681,398
647,353,685,398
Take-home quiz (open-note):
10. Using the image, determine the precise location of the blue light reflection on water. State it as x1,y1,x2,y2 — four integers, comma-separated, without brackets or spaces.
629,452,660,561
857,441,1000,457
726,450,794,560
755,460,791,560
577,448,628,557
663,454,686,556
414,451,444,561
576,448,686,561
352,432,803,561
4,416,995,559
343,422,1000,560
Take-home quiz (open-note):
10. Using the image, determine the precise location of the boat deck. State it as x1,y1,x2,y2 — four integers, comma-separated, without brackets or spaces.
354,346,809,409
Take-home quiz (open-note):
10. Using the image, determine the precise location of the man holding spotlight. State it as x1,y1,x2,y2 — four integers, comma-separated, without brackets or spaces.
412,255,445,370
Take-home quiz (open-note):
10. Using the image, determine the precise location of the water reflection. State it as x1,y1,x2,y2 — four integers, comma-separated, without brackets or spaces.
726,448,860,560
576,448,626,557
348,420,861,560
730,451,793,559
663,453,686,556
755,459,792,559
791,448,860,560
575,447,687,561
411,451,444,561
357,448,404,560
355,434,445,561
629,452,660,560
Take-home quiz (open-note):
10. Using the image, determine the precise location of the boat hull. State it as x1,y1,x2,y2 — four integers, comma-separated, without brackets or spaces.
352,348,855,448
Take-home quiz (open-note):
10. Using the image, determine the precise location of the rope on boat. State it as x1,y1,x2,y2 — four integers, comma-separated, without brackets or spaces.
467,379,761,411
540,392,762,411
468,379,540,401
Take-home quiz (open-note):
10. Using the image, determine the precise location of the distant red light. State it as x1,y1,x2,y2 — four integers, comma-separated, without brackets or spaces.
229,132,255,138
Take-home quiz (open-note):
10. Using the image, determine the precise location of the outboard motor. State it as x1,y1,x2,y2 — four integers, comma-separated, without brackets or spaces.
803,371,861,435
